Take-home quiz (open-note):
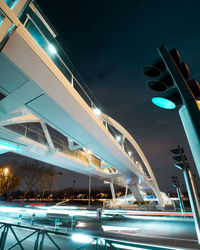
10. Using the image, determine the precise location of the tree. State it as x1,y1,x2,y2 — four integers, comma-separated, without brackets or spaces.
37,166,60,200
0,167,20,196
16,162,42,199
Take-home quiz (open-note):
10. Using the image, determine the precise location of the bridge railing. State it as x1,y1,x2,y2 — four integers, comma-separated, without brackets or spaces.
0,0,100,113
5,122,105,171
20,2,98,109
0,3,15,42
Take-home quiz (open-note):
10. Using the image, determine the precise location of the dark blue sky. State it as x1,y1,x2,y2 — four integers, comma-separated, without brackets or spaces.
3,0,200,192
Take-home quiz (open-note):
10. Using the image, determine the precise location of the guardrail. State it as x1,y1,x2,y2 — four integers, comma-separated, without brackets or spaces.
0,220,175,250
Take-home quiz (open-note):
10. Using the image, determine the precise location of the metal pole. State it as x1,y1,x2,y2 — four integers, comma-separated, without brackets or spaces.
158,45,200,179
175,186,184,214
183,169,200,244
179,106,200,179
88,175,91,208
73,180,76,200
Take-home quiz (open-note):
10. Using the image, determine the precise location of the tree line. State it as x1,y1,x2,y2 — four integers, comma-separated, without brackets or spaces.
0,160,60,200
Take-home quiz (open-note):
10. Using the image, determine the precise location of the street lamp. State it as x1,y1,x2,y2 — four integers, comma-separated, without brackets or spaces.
4,167,9,176
116,135,121,143
48,44,57,54
93,107,101,116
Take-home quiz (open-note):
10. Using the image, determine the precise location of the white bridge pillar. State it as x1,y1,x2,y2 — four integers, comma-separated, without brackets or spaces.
128,184,144,201
110,183,116,200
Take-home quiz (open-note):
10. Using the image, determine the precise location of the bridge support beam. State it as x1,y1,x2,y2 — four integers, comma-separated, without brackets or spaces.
40,121,55,152
129,184,144,201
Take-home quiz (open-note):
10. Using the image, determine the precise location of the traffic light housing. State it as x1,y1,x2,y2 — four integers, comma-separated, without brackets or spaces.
171,145,189,170
143,45,200,109
171,176,179,188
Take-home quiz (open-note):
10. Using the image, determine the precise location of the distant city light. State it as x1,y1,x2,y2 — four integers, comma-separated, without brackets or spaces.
48,44,57,54
93,107,101,115
71,234,93,243
116,136,121,142
152,97,176,109
0,141,22,151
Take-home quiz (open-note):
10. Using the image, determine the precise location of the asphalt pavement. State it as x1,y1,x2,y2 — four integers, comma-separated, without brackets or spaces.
0,205,199,249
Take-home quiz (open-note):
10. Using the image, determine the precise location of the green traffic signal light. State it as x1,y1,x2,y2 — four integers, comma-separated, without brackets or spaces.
152,97,176,109
152,88,181,109
143,45,200,109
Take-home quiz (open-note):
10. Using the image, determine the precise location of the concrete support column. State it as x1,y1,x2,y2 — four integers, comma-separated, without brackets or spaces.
128,184,144,201
110,183,116,200
125,186,128,200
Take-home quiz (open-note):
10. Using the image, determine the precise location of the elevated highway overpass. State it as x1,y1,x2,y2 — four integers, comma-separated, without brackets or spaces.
0,0,166,206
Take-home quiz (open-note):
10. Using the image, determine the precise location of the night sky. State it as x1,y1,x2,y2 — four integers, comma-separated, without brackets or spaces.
2,0,200,193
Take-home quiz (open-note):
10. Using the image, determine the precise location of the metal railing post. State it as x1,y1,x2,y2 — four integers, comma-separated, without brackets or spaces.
34,230,40,250
71,216,75,231
31,213,36,225
0,225,9,250
18,214,22,225
39,231,45,250
55,218,60,232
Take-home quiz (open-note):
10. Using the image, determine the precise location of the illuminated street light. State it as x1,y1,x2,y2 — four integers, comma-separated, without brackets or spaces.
93,107,101,116
4,168,9,176
48,44,57,54
116,136,121,142
128,151,132,156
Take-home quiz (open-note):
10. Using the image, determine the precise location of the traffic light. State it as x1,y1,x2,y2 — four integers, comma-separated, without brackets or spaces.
171,176,179,188
171,145,189,170
143,45,200,109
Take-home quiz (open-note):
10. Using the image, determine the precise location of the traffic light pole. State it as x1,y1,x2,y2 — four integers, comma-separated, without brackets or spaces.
158,45,200,179
174,185,184,214
172,145,200,244
182,168,200,244
179,105,200,178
